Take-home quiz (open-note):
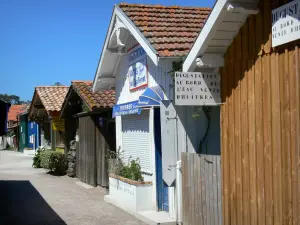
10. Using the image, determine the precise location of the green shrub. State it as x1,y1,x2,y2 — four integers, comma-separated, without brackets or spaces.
32,149,42,168
119,159,144,182
107,148,143,182
40,150,66,174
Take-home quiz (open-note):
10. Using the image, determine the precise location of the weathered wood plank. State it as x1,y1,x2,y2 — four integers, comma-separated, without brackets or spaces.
296,47,300,225
235,32,243,225
248,57,257,225
228,37,237,225
221,64,230,225
283,49,292,225
257,55,265,225
181,153,187,225
290,48,298,225
241,20,250,225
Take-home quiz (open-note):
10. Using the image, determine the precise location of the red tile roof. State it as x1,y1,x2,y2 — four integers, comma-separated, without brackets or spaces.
35,86,69,112
8,105,26,121
118,3,211,57
72,81,115,109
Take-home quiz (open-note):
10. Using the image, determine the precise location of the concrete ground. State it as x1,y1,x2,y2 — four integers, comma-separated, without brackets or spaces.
0,150,146,225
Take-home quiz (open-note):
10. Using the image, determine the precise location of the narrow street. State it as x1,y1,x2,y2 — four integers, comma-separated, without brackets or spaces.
0,150,145,225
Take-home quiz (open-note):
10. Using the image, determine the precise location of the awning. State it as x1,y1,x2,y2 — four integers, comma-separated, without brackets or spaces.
137,86,165,108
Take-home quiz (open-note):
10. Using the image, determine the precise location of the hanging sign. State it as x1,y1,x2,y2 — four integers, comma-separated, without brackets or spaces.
112,101,142,118
52,117,65,132
128,45,148,91
175,72,221,106
272,0,300,47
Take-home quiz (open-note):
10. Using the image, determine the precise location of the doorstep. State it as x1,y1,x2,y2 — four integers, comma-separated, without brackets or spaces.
104,195,176,225
136,211,176,225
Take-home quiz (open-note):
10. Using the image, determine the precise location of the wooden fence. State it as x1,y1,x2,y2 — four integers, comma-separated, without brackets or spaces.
181,152,221,225
220,1,300,224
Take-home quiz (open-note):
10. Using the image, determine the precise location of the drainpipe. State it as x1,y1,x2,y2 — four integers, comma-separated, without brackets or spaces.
176,160,183,224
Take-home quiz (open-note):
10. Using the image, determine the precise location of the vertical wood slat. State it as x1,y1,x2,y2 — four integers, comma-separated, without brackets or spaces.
221,1,300,225
271,51,282,225
264,53,273,225
296,47,300,225
181,153,221,225
235,32,243,225
241,20,250,225
290,48,298,225
256,55,265,225
228,38,237,225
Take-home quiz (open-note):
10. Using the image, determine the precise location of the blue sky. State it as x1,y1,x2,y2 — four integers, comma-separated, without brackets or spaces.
0,0,215,101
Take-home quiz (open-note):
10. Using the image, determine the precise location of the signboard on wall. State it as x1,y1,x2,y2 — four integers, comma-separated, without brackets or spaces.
52,117,65,132
112,101,142,118
128,45,148,91
175,72,221,106
272,0,300,47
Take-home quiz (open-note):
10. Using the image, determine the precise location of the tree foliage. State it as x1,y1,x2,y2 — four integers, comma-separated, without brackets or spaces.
0,94,30,105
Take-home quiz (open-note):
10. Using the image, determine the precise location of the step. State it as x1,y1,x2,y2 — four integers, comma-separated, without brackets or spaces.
136,211,176,225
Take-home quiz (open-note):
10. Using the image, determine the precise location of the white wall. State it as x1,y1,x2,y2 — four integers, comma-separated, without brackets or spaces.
113,34,178,212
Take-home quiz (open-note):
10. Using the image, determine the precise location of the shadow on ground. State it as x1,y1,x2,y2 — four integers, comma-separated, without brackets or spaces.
0,180,66,225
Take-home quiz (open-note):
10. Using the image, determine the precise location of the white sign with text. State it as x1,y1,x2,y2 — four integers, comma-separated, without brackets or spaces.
272,0,300,47
175,72,221,106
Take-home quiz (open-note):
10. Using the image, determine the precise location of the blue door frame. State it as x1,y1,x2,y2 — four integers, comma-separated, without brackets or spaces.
154,108,169,211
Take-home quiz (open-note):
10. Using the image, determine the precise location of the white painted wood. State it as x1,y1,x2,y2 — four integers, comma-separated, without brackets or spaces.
93,6,159,92
122,111,151,173
218,21,243,31
208,39,232,46
226,2,259,15
206,46,228,53
196,54,224,68
213,30,237,40
183,0,229,72
115,6,158,66
223,12,247,21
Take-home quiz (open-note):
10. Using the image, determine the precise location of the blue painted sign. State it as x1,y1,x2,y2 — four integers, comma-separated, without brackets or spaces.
112,101,142,118
128,45,148,91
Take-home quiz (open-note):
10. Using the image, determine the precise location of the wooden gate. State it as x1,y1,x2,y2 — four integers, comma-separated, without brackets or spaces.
77,116,97,186
181,152,221,225
76,115,115,187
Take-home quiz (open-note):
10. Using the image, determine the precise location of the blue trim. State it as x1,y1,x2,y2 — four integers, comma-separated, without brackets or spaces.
112,101,142,118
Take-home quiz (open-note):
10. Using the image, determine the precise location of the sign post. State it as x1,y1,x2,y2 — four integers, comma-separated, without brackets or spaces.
175,72,221,106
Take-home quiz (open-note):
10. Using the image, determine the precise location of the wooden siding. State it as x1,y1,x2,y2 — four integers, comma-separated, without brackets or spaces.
220,1,300,225
182,153,221,225
76,116,114,187
77,116,97,186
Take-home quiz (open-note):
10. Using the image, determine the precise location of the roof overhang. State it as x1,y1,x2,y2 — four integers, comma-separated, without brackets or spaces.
183,0,259,72
92,5,158,92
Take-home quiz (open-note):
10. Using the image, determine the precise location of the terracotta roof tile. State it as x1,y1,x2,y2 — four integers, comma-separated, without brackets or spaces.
118,3,211,57
71,81,115,109
36,86,69,112
8,105,26,121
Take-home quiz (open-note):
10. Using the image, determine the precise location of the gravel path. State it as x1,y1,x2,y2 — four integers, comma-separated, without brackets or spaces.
0,150,146,225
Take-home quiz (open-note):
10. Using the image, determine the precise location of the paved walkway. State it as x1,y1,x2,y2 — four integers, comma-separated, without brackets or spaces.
0,150,146,225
